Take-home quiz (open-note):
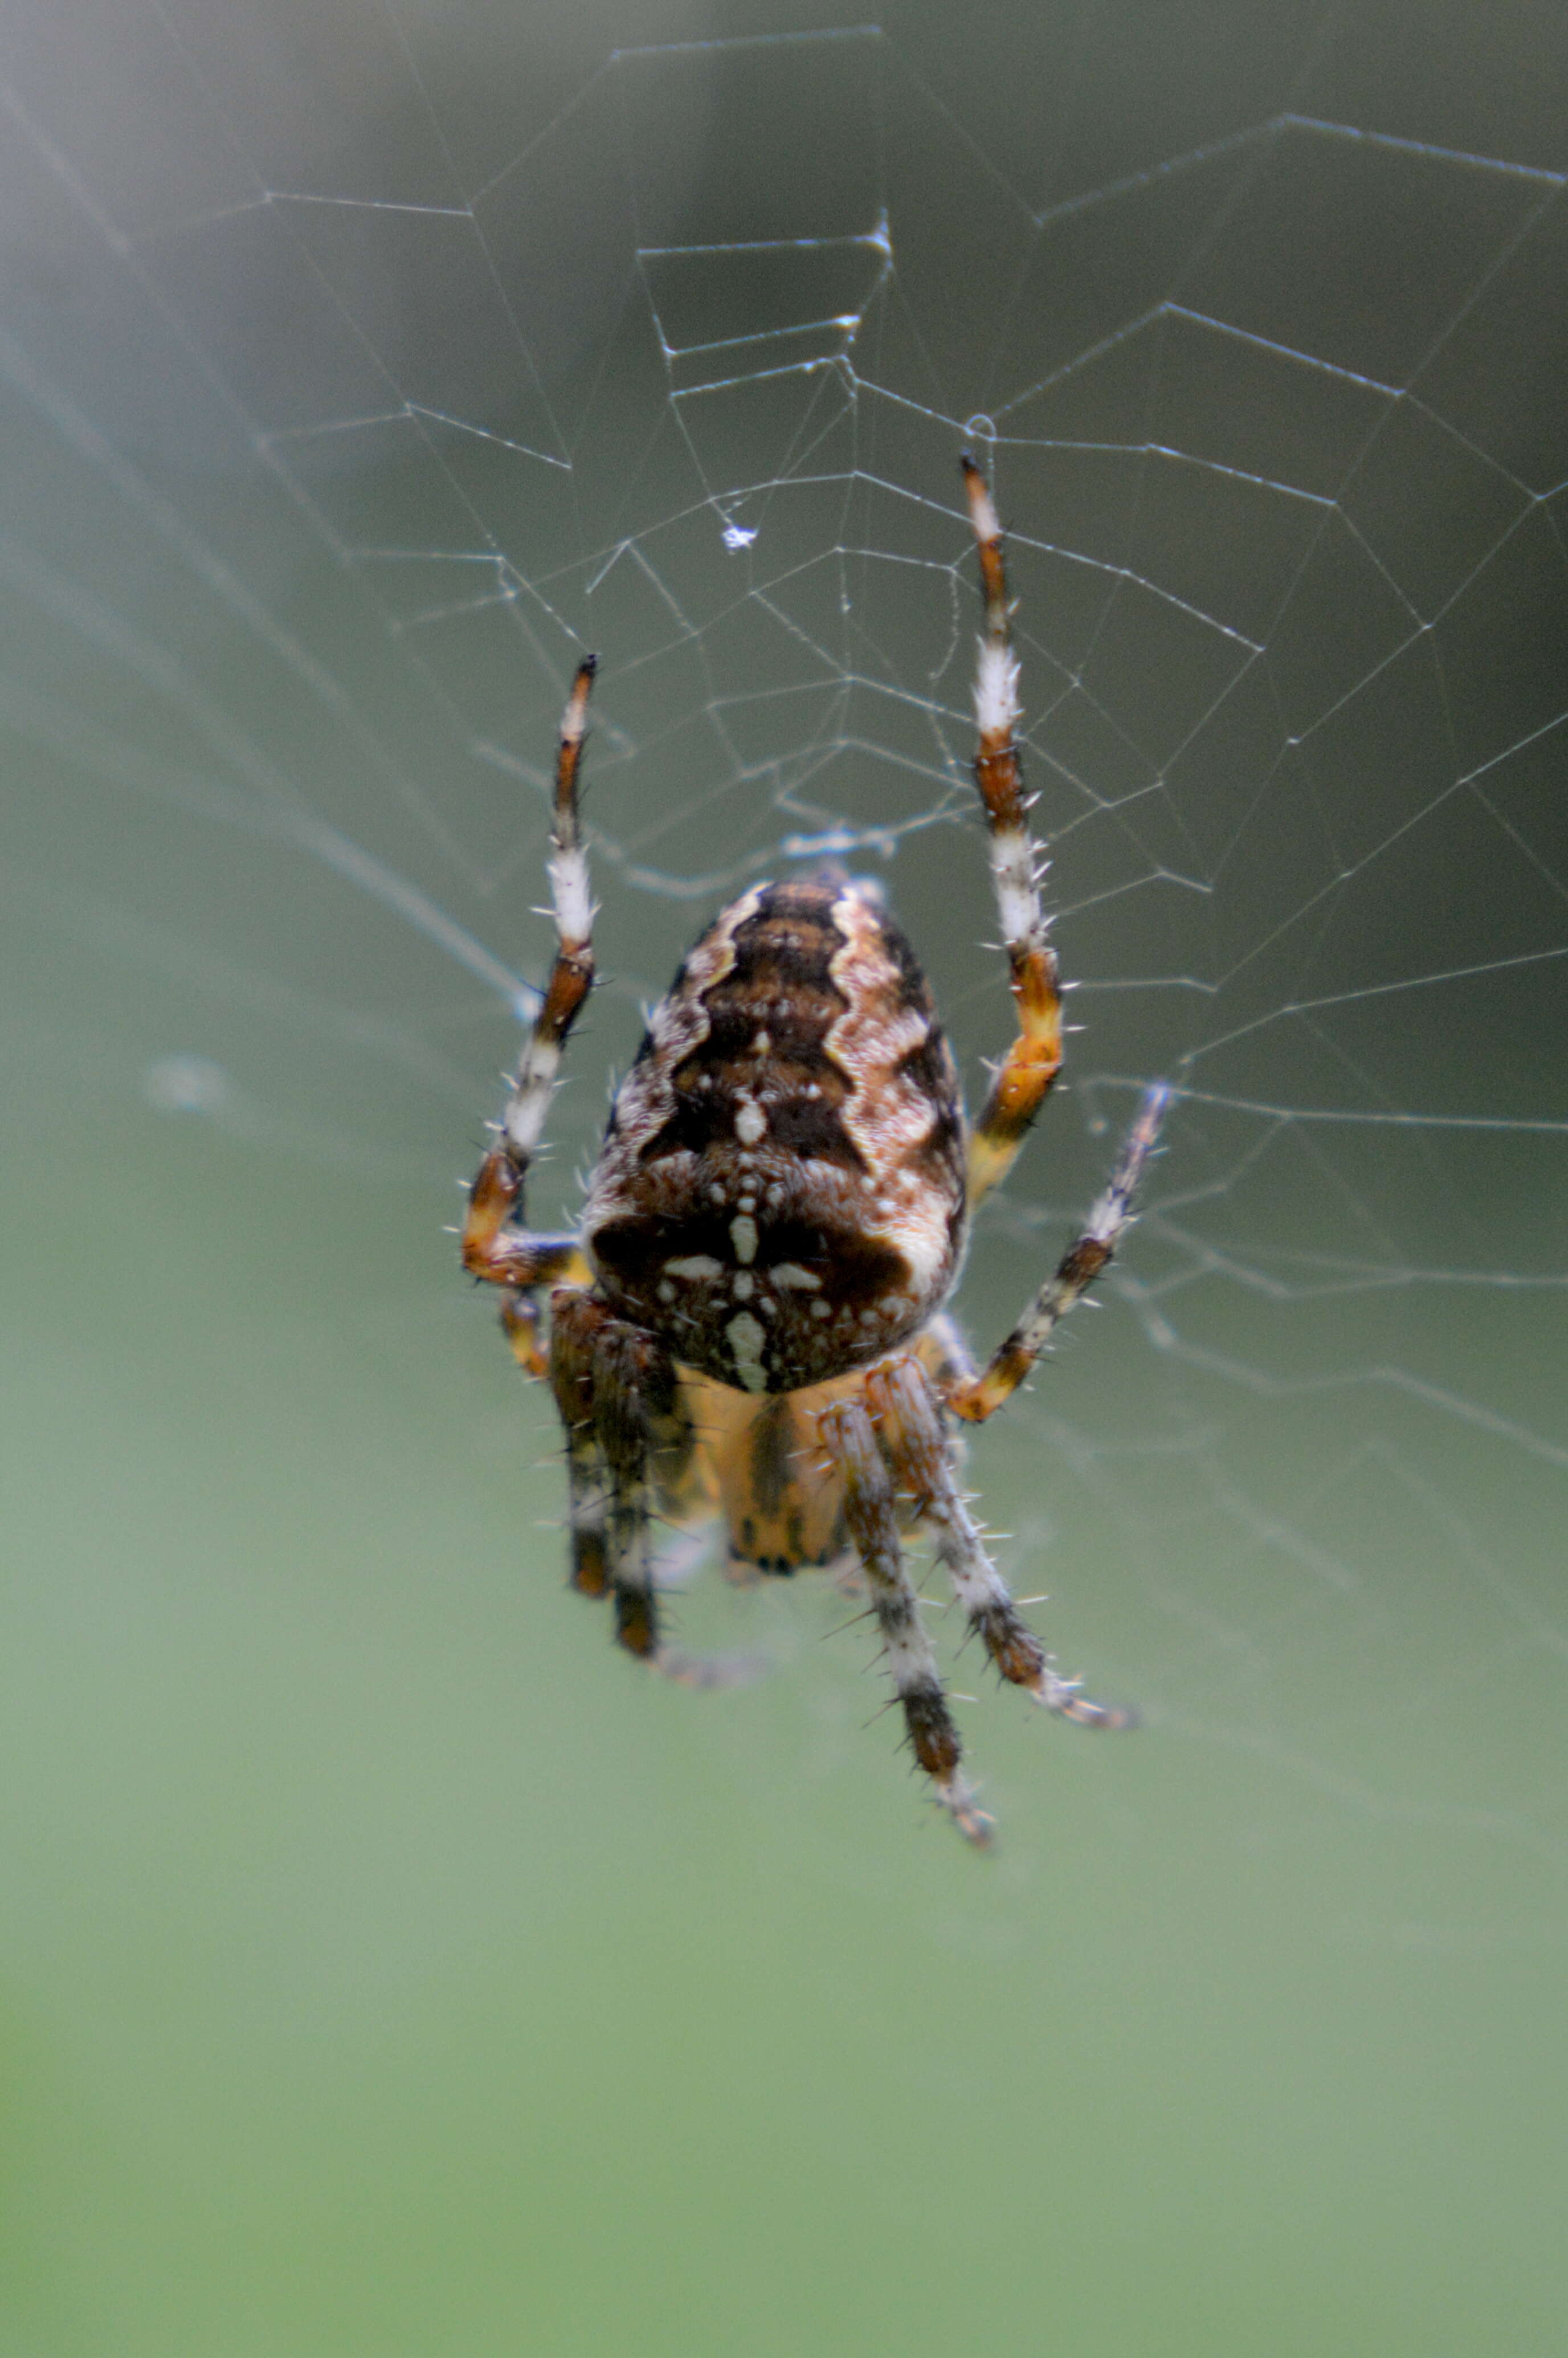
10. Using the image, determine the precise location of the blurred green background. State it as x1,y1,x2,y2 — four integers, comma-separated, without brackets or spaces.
2,1,1566,2352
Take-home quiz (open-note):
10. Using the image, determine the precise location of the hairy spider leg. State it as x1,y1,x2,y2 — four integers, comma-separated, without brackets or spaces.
960,456,1065,1213
499,1248,590,1380
867,1356,1134,1728
462,658,599,1370
949,1083,1170,1425
551,1293,753,1686
550,1298,679,1659
819,1397,993,1846
591,1321,676,1661
548,1287,615,1600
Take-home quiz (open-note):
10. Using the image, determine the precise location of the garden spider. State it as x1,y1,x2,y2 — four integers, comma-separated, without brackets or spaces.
463,458,1168,1845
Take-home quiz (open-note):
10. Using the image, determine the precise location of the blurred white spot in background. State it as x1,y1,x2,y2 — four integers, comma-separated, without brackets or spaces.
144,1054,231,1117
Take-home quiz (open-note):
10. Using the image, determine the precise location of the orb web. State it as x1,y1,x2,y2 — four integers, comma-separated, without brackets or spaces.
2,8,1564,1927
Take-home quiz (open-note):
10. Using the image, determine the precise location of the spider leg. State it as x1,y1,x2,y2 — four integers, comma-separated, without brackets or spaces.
462,658,598,1344
818,1397,992,1846
551,1295,769,1687
491,1244,591,1377
553,1294,723,1676
591,1322,670,1661
867,1356,1133,1729
548,1287,616,1600
910,1308,979,1398
959,457,1063,1213
948,1083,1169,1425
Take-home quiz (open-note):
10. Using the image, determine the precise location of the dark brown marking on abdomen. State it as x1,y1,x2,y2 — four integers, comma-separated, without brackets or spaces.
636,881,864,1170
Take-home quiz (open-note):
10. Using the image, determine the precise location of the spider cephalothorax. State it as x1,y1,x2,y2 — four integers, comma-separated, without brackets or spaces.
463,459,1167,1845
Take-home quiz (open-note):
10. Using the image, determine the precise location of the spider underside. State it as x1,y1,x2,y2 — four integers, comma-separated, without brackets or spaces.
463,459,1167,1846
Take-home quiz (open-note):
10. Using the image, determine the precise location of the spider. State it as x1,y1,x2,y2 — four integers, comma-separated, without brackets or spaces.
462,458,1168,1845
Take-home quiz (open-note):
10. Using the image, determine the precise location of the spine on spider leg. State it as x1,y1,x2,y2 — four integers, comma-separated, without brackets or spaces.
961,456,1063,1197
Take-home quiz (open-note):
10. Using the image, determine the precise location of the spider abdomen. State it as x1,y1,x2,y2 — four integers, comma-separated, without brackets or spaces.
582,875,967,1394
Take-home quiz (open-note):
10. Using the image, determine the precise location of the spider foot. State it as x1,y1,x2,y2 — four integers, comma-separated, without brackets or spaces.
614,1587,659,1658
1031,1668,1139,1731
934,1773,996,1849
651,1645,774,1692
